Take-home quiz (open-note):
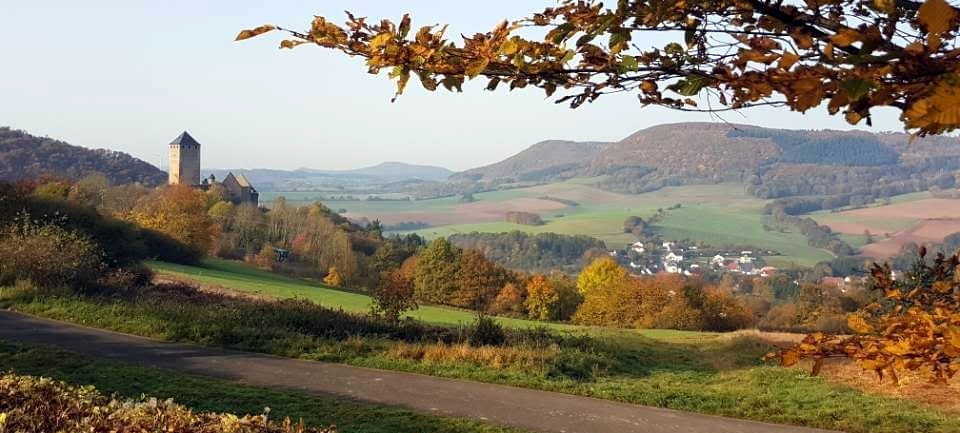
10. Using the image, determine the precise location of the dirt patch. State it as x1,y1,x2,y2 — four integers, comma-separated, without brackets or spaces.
454,197,567,220
808,358,960,413
859,219,960,259
844,198,960,220
820,220,894,236
345,197,569,227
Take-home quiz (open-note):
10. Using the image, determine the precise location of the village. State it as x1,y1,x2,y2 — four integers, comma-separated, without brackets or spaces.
609,239,778,278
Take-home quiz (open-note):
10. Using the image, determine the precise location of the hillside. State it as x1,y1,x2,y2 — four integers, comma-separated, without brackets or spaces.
454,140,611,182
455,123,960,198
0,127,166,186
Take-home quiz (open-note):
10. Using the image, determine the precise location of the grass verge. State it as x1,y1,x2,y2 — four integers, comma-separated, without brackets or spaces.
0,340,525,433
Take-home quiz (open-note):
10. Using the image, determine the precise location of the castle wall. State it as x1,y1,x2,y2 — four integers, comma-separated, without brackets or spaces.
168,143,201,185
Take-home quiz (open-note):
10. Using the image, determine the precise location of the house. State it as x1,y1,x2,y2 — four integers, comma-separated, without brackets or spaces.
711,254,726,268
220,172,259,206
760,266,778,277
631,241,646,254
663,251,683,274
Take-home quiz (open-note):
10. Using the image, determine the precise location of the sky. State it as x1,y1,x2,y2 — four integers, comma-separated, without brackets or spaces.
1,1,907,171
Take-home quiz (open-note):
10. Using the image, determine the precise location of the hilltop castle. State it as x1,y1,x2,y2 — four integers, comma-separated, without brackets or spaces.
168,131,258,206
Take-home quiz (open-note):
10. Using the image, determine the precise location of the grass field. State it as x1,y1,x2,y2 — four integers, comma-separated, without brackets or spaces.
266,180,833,267
4,274,957,433
150,259,698,339
0,341,523,433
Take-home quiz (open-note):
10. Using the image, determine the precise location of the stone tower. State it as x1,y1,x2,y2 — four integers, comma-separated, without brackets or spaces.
168,131,201,185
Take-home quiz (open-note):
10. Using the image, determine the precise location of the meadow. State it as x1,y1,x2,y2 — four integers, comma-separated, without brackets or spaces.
266,180,835,267
3,261,958,433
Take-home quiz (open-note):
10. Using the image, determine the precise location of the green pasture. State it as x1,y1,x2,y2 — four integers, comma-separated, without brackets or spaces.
150,259,701,340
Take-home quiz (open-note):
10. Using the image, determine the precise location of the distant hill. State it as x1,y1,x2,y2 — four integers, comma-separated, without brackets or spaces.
339,161,453,181
207,162,453,192
0,127,166,186
456,123,960,197
454,140,611,182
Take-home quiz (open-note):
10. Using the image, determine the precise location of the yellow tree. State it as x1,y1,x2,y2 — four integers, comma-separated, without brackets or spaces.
525,275,560,321
131,185,213,257
241,0,960,135
323,266,344,287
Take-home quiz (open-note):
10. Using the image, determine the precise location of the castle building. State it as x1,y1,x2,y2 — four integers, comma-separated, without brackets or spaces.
168,131,258,206
168,131,201,186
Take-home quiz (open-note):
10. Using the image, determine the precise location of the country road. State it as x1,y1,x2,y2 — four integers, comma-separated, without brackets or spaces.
0,310,839,433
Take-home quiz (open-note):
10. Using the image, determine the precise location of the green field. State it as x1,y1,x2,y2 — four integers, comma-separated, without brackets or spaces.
260,180,834,267
151,259,699,339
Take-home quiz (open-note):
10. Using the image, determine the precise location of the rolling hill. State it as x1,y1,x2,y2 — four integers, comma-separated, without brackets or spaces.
208,162,453,191
453,140,611,182
0,127,166,186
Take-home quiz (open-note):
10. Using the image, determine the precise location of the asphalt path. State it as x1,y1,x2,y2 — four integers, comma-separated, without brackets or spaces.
0,310,840,433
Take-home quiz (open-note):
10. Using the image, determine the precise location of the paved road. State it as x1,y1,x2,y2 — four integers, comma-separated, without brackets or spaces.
0,311,839,433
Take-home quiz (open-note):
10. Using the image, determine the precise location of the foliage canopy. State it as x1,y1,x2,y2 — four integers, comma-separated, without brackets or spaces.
241,0,960,135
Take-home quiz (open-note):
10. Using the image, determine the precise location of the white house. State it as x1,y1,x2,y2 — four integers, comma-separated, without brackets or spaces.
710,254,725,267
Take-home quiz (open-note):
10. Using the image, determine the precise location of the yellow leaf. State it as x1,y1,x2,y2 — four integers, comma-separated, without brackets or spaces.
781,350,800,367
779,52,800,70
845,111,863,124
918,0,957,49
830,28,860,47
465,58,490,78
279,40,307,49
945,326,960,349
874,0,896,13
883,339,912,356
235,24,275,41
847,314,874,334
370,32,394,51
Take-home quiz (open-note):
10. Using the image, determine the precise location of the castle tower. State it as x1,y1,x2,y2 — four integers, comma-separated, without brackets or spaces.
168,131,201,185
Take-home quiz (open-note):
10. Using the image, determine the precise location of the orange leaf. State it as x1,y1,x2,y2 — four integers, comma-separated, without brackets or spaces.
235,24,276,41
918,0,957,49
779,52,800,70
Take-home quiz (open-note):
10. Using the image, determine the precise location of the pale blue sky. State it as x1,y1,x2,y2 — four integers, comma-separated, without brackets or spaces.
1,1,904,171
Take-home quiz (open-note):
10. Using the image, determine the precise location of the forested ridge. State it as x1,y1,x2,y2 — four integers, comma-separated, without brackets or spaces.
0,127,166,186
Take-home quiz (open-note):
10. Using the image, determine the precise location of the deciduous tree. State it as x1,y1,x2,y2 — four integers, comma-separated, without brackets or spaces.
525,275,560,321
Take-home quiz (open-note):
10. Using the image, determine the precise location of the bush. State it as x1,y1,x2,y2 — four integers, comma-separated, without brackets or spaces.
0,373,335,433
468,316,506,347
0,215,104,289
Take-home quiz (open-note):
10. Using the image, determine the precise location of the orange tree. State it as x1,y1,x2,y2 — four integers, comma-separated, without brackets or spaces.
772,249,960,383
240,0,960,135
239,0,960,379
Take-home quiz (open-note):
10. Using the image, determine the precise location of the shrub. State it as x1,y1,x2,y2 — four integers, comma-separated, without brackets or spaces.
0,373,334,433
468,316,506,347
0,214,103,289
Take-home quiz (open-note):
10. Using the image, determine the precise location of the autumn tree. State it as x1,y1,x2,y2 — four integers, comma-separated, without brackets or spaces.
573,256,630,325
242,0,960,135
372,269,418,323
454,249,511,313
323,266,344,287
524,274,560,321
490,282,525,316
413,238,462,304
771,250,960,383
130,185,213,258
